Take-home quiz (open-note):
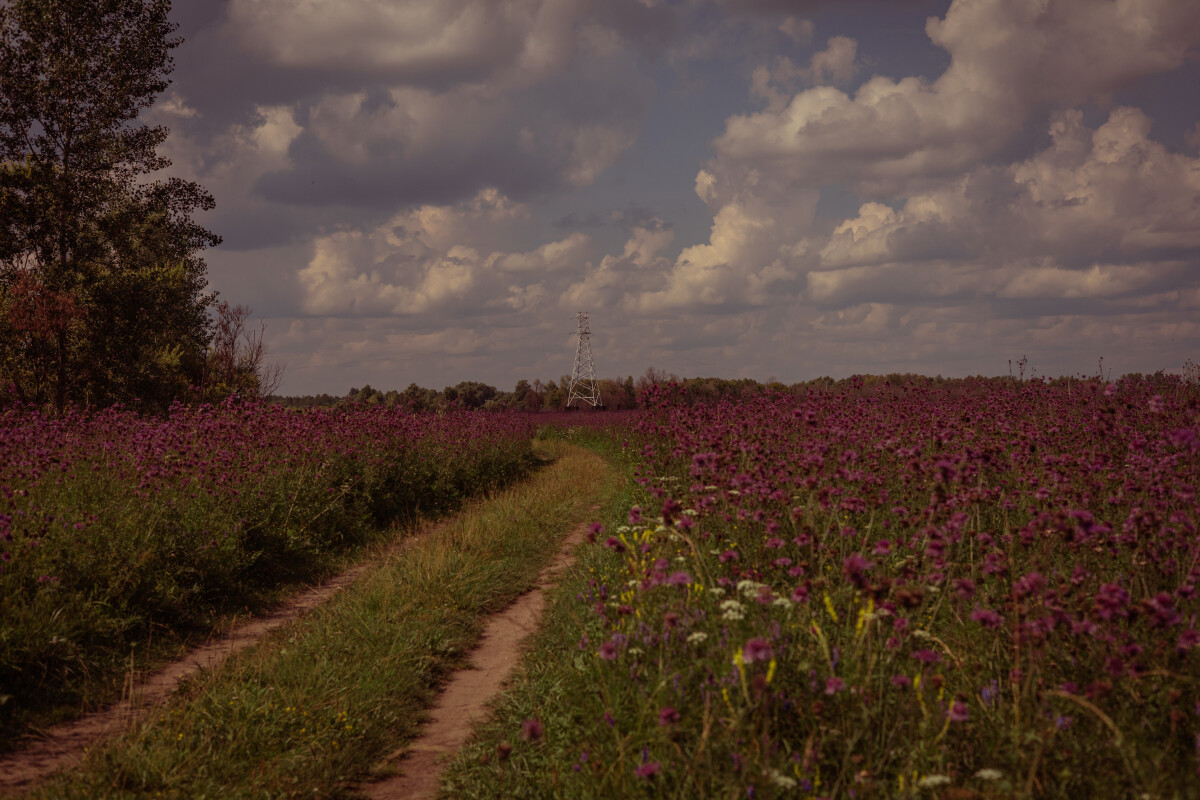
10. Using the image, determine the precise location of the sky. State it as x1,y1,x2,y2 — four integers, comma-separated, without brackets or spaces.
153,0,1200,395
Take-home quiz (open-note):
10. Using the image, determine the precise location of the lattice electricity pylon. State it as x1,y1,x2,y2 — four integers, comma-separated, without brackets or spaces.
567,311,601,408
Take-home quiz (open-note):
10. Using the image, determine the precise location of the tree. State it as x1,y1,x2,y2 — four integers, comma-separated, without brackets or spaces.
200,302,283,401
446,380,497,410
0,0,220,411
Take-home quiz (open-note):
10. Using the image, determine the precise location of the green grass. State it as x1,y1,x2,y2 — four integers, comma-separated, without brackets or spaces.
0,407,536,752
22,440,619,799
437,437,649,800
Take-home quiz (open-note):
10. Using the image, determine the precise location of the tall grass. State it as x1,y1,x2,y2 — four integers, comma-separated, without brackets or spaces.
0,400,536,749
27,440,618,799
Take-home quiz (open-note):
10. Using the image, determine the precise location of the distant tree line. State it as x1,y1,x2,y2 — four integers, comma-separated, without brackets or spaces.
266,368,891,411
271,363,1200,413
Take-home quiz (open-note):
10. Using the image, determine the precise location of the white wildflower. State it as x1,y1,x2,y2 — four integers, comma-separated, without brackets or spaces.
917,775,951,789
974,769,1003,781
773,597,794,610
739,580,766,599
687,631,708,645
627,647,644,656
768,769,797,789
722,608,745,621
720,600,745,613
708,587,725,596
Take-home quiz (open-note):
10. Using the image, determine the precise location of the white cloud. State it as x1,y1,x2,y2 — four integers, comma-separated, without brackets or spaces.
1011,107,1200,253
717,0,1200,190
489,232,592,273
751,37,859,112
526,121,642,187
996,262,1184,300
778,17,814,45
811,106,1200,306
158,104,301,180
560,221,674,310
627,191,816,312
226,0,574,86
298,189,555,316
807,36,858,86
305,87,501,167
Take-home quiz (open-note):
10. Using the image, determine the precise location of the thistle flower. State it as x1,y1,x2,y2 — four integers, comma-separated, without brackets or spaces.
742,638,774,664
521,718,543,742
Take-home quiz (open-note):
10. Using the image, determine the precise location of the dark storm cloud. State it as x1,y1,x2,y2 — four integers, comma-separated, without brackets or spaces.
252,129,555,209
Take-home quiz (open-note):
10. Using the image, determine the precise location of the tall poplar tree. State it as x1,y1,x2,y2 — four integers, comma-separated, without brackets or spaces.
0,0,221,411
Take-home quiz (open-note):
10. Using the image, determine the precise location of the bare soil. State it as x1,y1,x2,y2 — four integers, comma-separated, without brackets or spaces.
0,508,593,798
0,520,438,795
358,519,591,800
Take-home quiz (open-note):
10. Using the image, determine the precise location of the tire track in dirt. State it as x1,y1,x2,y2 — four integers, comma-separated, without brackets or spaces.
357,513,595,800
0,520,442,795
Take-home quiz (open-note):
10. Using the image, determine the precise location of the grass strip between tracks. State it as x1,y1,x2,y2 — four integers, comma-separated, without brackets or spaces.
21,439,616,800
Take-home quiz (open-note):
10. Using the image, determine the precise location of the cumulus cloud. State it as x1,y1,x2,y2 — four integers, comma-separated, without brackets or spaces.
489,233,592,273
751,36,860,110
155,0,1199,394
807,106,1200,306
297,188,599,318
561,219,675,311
225,0,573,86
717,0,1200,191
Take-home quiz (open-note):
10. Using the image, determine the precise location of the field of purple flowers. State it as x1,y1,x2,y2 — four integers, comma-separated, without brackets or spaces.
0,399,536,747
451,376,1200,798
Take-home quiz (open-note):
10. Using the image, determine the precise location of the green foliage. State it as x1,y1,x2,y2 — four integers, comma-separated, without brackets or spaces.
27,443,617,799
0,406,538,751
0,0,220,411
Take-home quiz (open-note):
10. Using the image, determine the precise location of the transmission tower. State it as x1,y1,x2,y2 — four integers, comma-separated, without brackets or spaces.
567,311,601,408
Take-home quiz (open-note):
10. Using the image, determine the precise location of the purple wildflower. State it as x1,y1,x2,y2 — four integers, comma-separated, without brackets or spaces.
911,649,942,665
667,571,692,586
742,638,774,664
971,608,1006,629
521,718,544,742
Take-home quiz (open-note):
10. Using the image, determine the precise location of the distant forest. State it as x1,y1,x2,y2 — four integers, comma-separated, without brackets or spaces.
269,366,1187,411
